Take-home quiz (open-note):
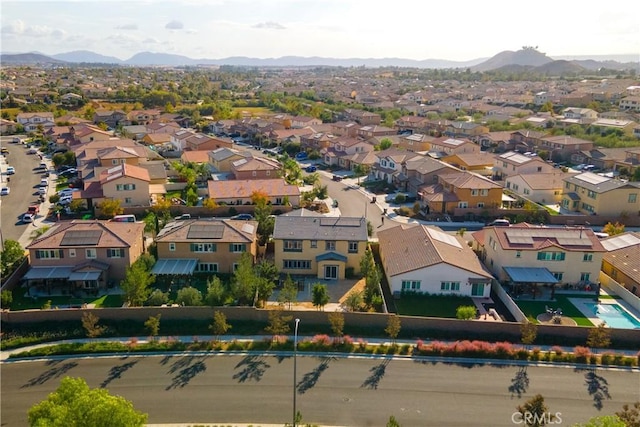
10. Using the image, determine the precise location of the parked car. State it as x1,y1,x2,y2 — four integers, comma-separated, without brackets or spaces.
295,152,308,160
22,213,35,223
488,219,510,227
332,175,343,182
27,148,38,154
38,186,47,196
305,165,317,173
0,187,9,196
174,213,192,220
59,168,78,177
230,213,254,221
112,214,137,223
58,188,80,197
58,195,73,205
6,166,15,175
38,178,48,188
0,147,9,154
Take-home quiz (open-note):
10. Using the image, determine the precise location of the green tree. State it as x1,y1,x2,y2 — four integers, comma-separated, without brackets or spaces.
209,311,232,341
602,222,625,236
378,138,393,150
616,401,640,427
175,286,203,306
147,289,169,306
98,199,124,218
264,308,292,341
142,211,158,236
385,315,401,344
81,312,106,338
1,239,25,275
572,415,626,427
311,283,330,311
205,275,226,307
144,314,161,338
343,290,364,312
456,305,477,320
387,415,402,427
278,274,298,310
120,258,155,307
231,252,258,305
586,323,611,352
520,316,538,348
516,394,554,427
1,290,13,308
28,376,148,426
328,311,345,340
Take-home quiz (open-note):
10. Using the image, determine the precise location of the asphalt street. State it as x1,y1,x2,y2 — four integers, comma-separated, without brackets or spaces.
2,354,638,426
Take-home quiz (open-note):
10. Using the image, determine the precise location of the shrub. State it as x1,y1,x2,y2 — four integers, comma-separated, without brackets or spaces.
493,341,514,358
456,305,477,320
551,346,563,356
600,352,614,365
311,334,331,348
574,346,591,363
531,347,541,360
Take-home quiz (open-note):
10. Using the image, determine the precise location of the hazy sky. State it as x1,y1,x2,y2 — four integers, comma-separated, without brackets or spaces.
1,0,638,61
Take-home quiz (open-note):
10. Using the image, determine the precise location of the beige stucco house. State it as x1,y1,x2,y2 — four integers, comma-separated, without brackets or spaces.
560,172,640,216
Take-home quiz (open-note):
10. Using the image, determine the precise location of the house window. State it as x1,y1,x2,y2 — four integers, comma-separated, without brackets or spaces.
69,249,76,258
516,251,521,258
440,281,460,291
230,243,246,253
583,253,593,262
35,249,63,259
266,171,271,176
112,159,119,165
283,260,311,269
252,171,257,176
86,249,97,259
190,243,217,253
580,272,591,282
587,190,597,199
401,280,421,290
124,198,132,204
629,193,637,203
348,241,358,253
116,184,136,191
196,263,218,273
107,248,125,258
537,251,565,261
471,189,479,196
477,202,484,208
169,243,176,252
310,240,317,248
283,240,303,252
458,201,468,208
325,241,336,251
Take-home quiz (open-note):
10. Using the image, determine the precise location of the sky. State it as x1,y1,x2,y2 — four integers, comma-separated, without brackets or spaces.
1,0,638,62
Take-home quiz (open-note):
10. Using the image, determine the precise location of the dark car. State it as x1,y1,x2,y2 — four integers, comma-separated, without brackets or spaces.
305,165,317,173
230,213,254,220
332,175,343,182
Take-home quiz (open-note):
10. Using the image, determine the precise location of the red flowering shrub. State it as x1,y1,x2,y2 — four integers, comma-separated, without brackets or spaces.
551,346,563,356
574,346,591,363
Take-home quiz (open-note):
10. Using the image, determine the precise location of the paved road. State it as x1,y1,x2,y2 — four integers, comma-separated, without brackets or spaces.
0,136,48,244
2,354,638,426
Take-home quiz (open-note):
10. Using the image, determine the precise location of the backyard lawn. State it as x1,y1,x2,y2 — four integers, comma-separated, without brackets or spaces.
9,291,123,311
395,295,475,318
516,294,595,326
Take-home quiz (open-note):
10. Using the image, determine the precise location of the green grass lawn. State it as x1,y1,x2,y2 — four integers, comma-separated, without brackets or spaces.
9,290,123,310
395,295,475,318
516,294,595,326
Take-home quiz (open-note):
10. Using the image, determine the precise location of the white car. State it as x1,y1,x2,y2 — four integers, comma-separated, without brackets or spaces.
0,187,9,196
58,196,73,205
22,213,34,223
38,186,47,196
58,188,80,197
6,166,15,175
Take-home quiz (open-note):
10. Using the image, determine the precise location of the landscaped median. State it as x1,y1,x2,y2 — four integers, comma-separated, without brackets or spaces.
7,335,640,369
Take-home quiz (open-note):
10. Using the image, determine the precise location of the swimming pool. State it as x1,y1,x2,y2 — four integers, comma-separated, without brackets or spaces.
585,302,640,329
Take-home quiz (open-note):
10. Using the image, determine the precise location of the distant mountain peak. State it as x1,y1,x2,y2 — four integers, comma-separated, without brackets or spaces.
472,48,552,72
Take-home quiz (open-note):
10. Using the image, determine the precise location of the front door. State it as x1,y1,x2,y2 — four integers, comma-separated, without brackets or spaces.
324,265,338,280
471,283,485,297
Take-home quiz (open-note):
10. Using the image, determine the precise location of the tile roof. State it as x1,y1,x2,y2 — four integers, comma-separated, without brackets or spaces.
207,178,300,199
27,220,144,249
155,218,258,242
273,216,367,241
602,232,640,284
439,171,502,189
488,224,606,252
378,224,492,278
100,163,150,183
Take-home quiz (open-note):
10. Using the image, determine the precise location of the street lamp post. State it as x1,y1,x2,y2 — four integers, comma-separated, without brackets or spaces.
293,318,300,427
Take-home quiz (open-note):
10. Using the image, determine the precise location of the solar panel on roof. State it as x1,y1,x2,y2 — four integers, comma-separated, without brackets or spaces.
602,233,640,251
556,237,592,246
576,173,609,185
187,224,224,239
60,230,103,246
427,227,462,248
319,217,362,227
507,236,534,244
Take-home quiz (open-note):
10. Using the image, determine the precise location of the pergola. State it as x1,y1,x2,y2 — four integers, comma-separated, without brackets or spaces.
503,266,559,299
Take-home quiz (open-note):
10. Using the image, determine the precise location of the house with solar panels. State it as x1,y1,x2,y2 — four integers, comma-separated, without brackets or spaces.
152,218,258,277
23,220,146,296
600,232,640,298
472,223,606,297
560,172,640,216
272,216,368,280
377,224,493,297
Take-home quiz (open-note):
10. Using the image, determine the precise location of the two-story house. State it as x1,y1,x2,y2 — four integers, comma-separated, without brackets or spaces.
394,116,430,133
23,220,145,295
93,109,126,128
370,148,421,185
323,137,374,169
153,218,259,275
356,125,396,139
273,216,368,280
185,134,233,152
231,156,281,180
419,171,502,214
98,163,153,207
601,232,640,297
472,223,606,293
493,151,554,180
396,133,434,152
206,178,300,207
401,156,458,194
16,112,55,132
343,109,381,126
378,224,493,297
444,122,489,141
538,135,594,162
442,152,495,177
428,136,480,156
208,147,251,173
560,172,640,216
505,172,575,205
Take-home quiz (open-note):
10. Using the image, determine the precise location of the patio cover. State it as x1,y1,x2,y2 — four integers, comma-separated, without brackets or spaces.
151,258,198,275
68,271,102,281
503,266,558,284
315,251,347,263
23,266,74,280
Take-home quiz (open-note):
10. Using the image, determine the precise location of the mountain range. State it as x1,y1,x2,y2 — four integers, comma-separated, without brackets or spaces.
1,49,638,72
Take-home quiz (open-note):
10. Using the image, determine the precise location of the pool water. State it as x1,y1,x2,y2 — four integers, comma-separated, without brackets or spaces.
585,303,640,329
